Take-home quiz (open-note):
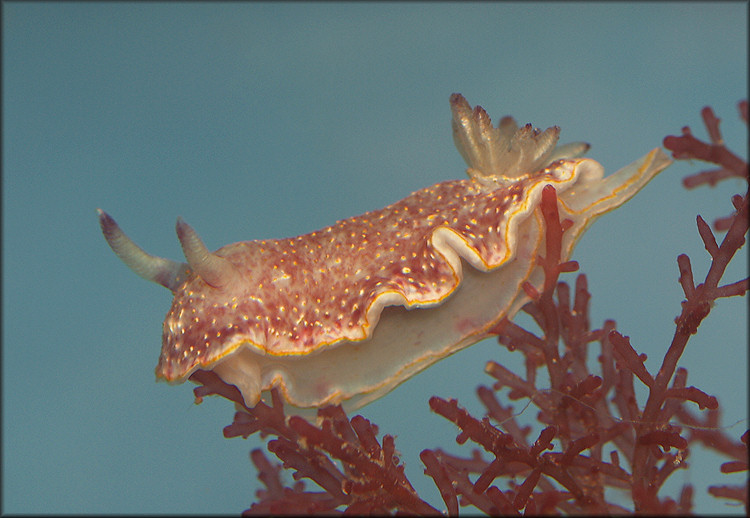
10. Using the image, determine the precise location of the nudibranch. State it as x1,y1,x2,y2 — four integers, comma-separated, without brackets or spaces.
98,94,671,411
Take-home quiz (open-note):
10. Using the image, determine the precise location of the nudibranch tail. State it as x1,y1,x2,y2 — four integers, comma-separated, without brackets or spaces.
175,218,239,290
559,148,672,217
97,209,188,292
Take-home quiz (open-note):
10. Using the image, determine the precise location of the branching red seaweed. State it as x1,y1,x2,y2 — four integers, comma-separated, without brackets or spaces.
664,100,749,230
190,370,439,515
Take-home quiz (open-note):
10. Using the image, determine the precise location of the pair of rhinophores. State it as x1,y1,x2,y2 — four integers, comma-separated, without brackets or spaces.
99,93,671,412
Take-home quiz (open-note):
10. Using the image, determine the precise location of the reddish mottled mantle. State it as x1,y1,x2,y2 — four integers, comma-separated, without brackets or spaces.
160,179,526,375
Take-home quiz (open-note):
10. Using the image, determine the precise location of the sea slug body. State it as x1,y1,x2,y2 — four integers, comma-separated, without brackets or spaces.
98,93,671,411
